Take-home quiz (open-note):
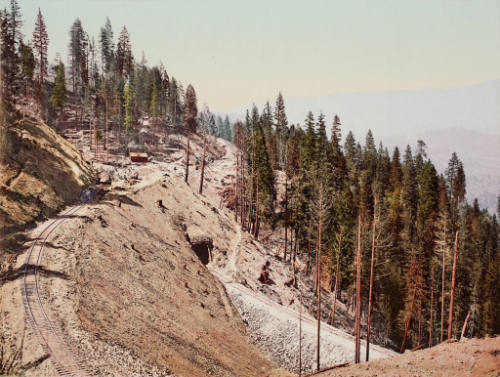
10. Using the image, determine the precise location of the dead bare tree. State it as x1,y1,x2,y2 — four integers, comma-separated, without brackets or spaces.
198,136,206,194
316,185,323,371
429,265,435,347
307,218,312,274
366,195,377,361
440,218,447,343
354,214,362,364
400,256,419,352
448,231,459,340
328,227,344,327
184,135,190,183
284,176,288,261
460,311,470,340
299,291,303,377
253,170,260,239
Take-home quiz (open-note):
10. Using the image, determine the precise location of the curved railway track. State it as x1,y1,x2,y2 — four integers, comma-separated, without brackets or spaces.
21,204,95,376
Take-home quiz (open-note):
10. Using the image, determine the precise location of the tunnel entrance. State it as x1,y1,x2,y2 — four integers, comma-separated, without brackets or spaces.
189,237,214,265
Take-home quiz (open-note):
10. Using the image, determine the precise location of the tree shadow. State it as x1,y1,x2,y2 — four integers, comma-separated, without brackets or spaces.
101,193,143,207
0,263,70,283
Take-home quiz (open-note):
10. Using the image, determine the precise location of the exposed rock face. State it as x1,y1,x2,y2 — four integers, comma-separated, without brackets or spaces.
0,114,93,250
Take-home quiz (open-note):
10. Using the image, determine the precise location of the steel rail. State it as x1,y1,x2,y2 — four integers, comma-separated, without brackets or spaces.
22,204,94,376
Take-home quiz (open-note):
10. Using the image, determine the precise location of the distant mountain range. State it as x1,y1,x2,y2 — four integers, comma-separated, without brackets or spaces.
215,80,500,214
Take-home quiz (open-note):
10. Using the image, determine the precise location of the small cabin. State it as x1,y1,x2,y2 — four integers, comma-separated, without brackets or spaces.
129,152,148,163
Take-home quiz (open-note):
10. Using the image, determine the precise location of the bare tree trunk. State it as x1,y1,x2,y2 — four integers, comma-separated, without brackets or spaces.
440,221,447,343
448,231,459,340
199,136,206,194
240,152,245,228
253,171,259,239
417,291,422,346
316,186,323,371
429,265,434,347
299,291,303,377
329,246,340,327
89,116,93,152
284,176,288,261
234,152,239,221
247,171,254,233
307,218,312,275
400,263,419,353
366,196,377,361
460,311,470,340
184,135,190,183
105,98,108,162
354,214,362,364
291,228,297,287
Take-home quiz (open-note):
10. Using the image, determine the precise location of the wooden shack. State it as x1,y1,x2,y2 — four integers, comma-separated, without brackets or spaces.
129,152,148,163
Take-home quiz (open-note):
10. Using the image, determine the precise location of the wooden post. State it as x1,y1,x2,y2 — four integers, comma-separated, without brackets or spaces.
429,265,434,347
299,291,302,377
460,311,470,340
366,196,377,361
316,186,323,371
199,136,206,194
440,220,447,343
184,135,190,183
448,231,459,340
354,214,362,364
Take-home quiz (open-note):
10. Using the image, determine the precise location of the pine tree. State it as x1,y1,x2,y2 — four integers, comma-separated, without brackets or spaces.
100,17,114,74
184,84,197,132
149,80,158,117
8,0,23,43
50,61,66,111
116,26,133,78
389,147,402,191
274,91,288,168
69,18,85,93
223,115,232,141
19,41,35,96
253,122,276,232
32,8,49,103
0,9,17,99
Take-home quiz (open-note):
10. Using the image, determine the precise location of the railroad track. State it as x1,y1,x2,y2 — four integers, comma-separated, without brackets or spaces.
21,204,95,376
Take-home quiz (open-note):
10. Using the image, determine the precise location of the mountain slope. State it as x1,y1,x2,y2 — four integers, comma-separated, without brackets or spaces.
0,112,94,251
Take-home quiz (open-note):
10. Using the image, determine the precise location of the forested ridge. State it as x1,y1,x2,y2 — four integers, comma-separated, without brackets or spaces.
232,93,500,354
1,0,499,360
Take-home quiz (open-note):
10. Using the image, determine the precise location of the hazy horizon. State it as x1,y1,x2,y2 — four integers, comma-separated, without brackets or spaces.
12,0,500,109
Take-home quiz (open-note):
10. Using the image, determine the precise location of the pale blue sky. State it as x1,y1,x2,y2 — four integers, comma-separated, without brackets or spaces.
7,0,500,108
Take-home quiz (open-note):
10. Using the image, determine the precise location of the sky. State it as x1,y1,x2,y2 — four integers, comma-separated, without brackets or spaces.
8,0,500,109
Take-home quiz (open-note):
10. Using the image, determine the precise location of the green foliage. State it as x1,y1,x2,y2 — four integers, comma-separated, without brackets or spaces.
149,80,157,117
20,42,35,80
50,61,66,109
237,101,500,349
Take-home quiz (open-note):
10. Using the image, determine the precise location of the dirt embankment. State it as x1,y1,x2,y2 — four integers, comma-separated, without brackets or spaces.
1,150,290,377
319,337,500,377
0,113,93,253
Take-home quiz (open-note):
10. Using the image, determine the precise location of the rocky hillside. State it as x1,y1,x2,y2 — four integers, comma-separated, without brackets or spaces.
1,139,291,376
0,112,93,252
